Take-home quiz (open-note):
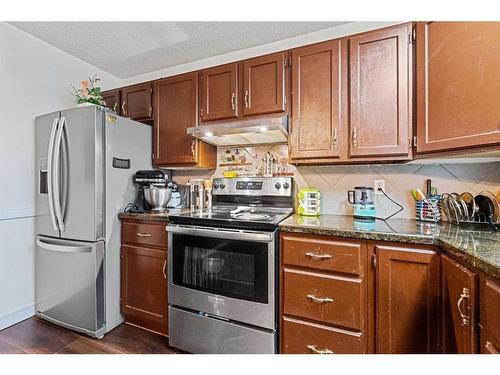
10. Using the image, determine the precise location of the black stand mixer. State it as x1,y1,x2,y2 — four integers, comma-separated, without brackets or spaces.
127,170,168,213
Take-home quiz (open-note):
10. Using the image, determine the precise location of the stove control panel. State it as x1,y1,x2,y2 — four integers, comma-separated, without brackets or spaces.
213,177,293,197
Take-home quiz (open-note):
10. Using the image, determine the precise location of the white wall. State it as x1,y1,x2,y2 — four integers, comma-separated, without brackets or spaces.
0,22,122,329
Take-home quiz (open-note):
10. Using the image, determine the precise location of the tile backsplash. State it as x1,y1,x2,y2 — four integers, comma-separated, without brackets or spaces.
172,145,500,219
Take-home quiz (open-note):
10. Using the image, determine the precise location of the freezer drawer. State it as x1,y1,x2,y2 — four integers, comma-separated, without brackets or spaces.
35,236,105,337
168,306,276,354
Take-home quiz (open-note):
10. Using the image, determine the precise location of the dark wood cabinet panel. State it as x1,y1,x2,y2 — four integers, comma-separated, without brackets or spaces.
289,39,347,161
283,268,364,331
153,73,198,166
441,254,478,353
348,23,412,158
282,232,364,276
376,245,440,353
282,316,364,354
102,89,121,114
480,277,500,351
200,63,238,121
120,244,167,336
416,22,500,154
242,52,286,117
120,82,153,121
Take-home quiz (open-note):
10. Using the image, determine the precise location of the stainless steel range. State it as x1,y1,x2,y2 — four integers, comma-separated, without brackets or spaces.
167,177,294,354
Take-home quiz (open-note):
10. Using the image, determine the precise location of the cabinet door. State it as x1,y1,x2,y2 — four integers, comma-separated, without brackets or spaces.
200,63,238,121
121,83,153,121
376,245,440,353
416,22,500,154
349,24,412,158
242,52,286,117
121,244,167,336
289,39,346,161
153,73,198,166
102,89,121,114
441,254,478,353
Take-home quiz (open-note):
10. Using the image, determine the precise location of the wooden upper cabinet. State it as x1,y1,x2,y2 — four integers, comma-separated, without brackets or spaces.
121,82,153,121
289,39,346,161
102,89,121,114
200,63,238,122
348,23,412,158
153,73,197,166
441,254,478,354
242,52,286,117
376,244,440,353
416,22,500,154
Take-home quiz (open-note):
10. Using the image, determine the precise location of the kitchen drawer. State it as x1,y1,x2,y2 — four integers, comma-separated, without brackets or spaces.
481,278,500,346
122,221,167,249
283,268,363,331
282,316,364,354
282,233,364,275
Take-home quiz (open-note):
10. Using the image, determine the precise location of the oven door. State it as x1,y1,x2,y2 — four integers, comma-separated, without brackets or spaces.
167,224,276,330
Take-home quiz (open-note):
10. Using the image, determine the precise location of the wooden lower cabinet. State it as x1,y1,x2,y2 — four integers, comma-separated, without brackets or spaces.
441,254,478,353
120,219,168,336
282,316,363,354
280,233,369,354
375,244,440,353
479,277,500,354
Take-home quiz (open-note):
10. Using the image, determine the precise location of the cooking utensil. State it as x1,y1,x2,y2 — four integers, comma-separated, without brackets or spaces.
411,189,419,201
478,191,500,222
426,179,432,197
460,192,477,220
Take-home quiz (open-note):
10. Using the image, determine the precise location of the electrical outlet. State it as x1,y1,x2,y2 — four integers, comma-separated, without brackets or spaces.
374,179,385,195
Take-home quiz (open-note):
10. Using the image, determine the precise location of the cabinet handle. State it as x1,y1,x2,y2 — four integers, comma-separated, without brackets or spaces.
306,294,334,304
191,140,195,157
352,128,357,147
333,128,337,148
113,102,118,113
306,345,334,354
162,260,167,279
305,252,332,260
244,90,249,108
457,287,470,326
122,101,126,115
136,233,151,237
231,92,235,110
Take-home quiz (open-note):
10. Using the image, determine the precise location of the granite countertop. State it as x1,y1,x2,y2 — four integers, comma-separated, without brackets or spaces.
118,208,186,223
279,214,500,280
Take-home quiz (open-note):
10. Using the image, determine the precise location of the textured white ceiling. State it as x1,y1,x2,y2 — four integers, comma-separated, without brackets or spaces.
9,22,349,78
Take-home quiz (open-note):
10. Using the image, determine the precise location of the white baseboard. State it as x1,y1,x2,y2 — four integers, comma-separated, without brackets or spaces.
0,305,35,330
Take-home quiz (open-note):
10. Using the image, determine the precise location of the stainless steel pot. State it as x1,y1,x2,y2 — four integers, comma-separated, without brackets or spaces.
144,185,172,212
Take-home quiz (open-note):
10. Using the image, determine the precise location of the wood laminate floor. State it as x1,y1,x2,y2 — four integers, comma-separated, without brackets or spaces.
0,317,182,354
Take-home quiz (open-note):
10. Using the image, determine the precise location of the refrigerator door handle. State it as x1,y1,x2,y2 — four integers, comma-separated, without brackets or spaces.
36,238,92,253
47,116,60,232
53,116,66,232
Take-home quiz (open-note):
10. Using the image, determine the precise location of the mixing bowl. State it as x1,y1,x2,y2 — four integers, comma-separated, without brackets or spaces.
144,185,172,212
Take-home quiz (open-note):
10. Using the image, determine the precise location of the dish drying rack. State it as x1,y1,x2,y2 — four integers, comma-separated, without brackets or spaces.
415,197,442,222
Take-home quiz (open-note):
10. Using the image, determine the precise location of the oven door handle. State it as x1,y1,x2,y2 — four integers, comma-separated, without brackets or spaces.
167,224,274,243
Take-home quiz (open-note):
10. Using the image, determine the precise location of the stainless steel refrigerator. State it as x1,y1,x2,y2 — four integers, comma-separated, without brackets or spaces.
35,105,151,337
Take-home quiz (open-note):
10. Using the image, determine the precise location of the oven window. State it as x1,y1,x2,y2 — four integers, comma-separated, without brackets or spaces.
172,234,269,303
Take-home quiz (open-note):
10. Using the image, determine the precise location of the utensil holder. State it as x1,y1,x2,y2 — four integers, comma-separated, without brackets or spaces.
415,198,441,222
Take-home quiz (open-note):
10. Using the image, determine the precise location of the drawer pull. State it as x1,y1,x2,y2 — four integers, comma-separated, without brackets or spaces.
137,233,151,237
305,252,332,260
457,287,470,326
306,345,334,354
307,294,334,304
162,260,167,279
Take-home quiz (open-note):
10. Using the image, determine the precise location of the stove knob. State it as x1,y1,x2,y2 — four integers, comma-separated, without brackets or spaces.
213,183,219,189
220,183,226,189
283,182,290,189
275,182,281,190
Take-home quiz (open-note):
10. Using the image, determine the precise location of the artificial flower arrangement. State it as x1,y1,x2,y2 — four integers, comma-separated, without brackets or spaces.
71,74,105,106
